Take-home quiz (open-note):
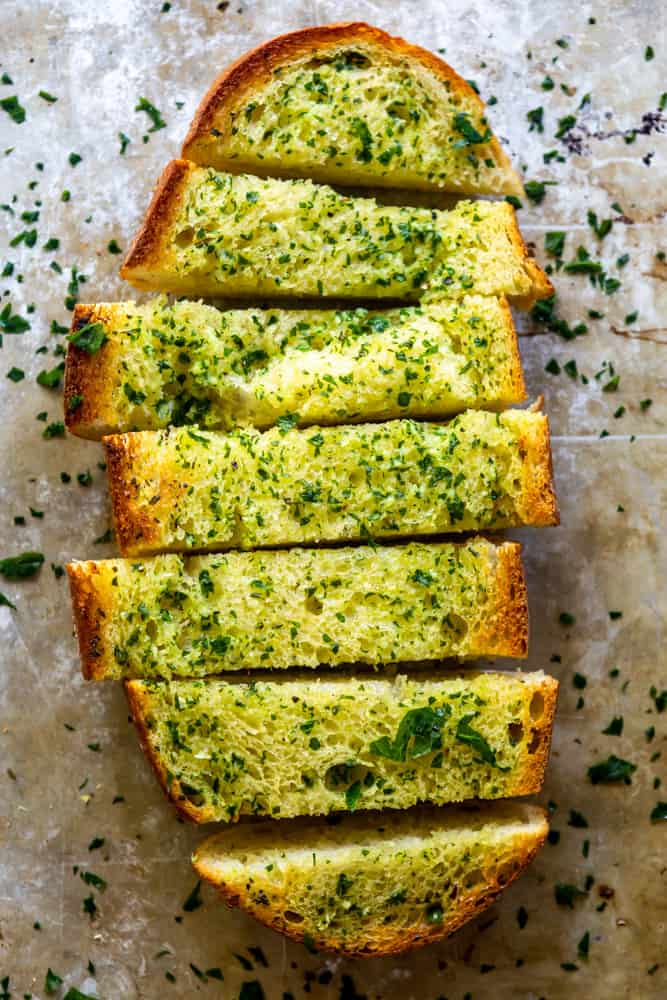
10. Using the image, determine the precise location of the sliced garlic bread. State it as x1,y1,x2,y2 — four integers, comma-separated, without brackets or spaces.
68,538,528,680
192,802,548,955
103,410,558,556
120,161,551,307
182,22,524,197
127,670,557,822
64,295,525,440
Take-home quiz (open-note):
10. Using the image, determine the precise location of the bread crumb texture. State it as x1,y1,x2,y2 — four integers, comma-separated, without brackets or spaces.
121,163,551,306
68,537,527,678
65,294,524,438
104,409,556,555
128,671,557,821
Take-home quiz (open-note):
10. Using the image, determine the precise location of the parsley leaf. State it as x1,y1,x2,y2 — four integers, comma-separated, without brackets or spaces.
68,321,108,354
0,551,44,579
588,754,636,784
452,111,492,146
135,97,166,132
455,713,509,770
370,705,450,762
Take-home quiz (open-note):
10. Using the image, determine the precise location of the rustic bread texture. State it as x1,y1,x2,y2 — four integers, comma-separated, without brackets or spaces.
67,538,528,680
182,22,524,196
102,410,558,556
64,295,525,440
126,670,557,822
192,801,549,956
120,161,552,307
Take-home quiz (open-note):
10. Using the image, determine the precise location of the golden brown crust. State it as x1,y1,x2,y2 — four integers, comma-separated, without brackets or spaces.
66,560,113,680
64,304,118,439
182,22,523,196
125,680,217,823
103,433,162,556
509,674,559,797
193,809,548,956
497,296,527,403
476,541,528,658
518,413,560,526
120,160,193,288
501,205,553,308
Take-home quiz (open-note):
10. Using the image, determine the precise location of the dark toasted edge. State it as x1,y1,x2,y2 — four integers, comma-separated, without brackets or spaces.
520,412,560,526
120,159,194,284
67,560,113,680
182,22,523,195
192,806,549,957
103,433,161,556
476,541,528,658
125,680,218,823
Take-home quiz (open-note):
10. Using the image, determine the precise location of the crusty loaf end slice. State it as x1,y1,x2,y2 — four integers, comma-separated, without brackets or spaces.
126,671,557,823
64,294,526,440
120,162,551,307
68,539,528,680
192,802,549,956
183,22,524,197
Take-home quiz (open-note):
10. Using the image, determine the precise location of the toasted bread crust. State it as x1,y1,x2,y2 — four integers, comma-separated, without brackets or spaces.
64,304,118,438
193,808,549,956
475,541,529,658
497,295,527,402
66,561,113,681
518,413,560,527
501,205,554,309
182,22,523,196
125,680,214,822
120,159,193,286
103,433,164,555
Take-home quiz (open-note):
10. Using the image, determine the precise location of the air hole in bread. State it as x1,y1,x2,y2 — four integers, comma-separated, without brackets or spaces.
304,595,323,615
527,729,542,754
174,226,195,249
529,691,544,721
442,612,468,639
508,721,524,745
284,909,304,923
464,867,483,888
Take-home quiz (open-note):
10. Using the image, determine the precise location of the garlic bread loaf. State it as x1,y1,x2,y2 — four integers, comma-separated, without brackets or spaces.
182,22,524,197
104,410,558,556
68,538,528,680
64,295,525,440
126,670,557,822
120,161,551,307
192,802,549,955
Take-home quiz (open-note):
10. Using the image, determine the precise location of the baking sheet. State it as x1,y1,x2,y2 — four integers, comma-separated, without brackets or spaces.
0,0,665,996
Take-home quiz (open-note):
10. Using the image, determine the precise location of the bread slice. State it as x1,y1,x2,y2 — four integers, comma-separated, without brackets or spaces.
192,801,548,955
120,161,552,308
103,410,558,557
67,537,528,680
64,294,525,440
126,670,557,822
182,22,524,197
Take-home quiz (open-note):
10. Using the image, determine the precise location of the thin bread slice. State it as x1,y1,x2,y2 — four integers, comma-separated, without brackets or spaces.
67,538,528,680
120,161,552,308
126,670,557,822
103,410,558,557
64,294,525,440
182,22,524,197
192,802,548,956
